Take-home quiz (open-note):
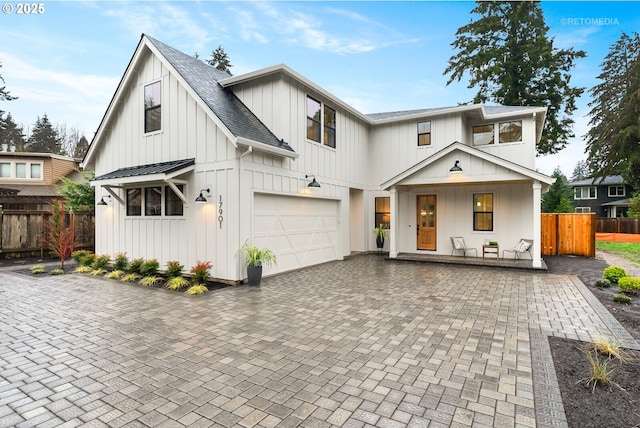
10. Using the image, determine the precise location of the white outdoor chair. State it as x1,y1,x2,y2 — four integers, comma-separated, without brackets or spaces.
502,239,533,260
450,236,477,257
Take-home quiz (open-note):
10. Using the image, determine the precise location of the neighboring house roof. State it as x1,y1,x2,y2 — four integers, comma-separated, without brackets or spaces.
570,175,627,186
602,198,632,207
381,141,554,190
93,159,195,182
83,35,296,168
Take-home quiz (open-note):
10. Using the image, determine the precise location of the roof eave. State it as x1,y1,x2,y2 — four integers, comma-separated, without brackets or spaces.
237,137,299,159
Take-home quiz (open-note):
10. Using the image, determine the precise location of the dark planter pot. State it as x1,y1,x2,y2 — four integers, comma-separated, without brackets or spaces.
376,236,385,249
247,265,263,286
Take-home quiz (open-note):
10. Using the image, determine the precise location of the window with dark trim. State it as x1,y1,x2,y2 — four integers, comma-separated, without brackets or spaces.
145,187,162,216
324,105,336,148
144,81,161,133
417,121,431,146
473,125,494,146
306,96,321,142
574,187,596,199
375,197,390,229
127,185,185,217
165,185,184,216
306,95,336,148
473,193,493,231
127,188,142,216
499,121,522,143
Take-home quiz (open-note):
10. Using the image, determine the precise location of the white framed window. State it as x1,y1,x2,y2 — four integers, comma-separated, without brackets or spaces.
575,207,591,213
499,121,522,143
0,161,43,180
306,95,336,148
144,81,161,133
417,121,431,146
608,186,625,197
0,162,10,178
574,187,597,199
473,193,494,231
473,125,494,146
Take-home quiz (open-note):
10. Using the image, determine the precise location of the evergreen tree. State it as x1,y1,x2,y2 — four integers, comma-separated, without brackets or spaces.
73,136,90,158
26,115,63,154
586,32,640,188
570,160,591,181
206,45,232,74
0,113,25,151
0,62,18,131
628,191,640,218
541,167,574,213
444,1,585,155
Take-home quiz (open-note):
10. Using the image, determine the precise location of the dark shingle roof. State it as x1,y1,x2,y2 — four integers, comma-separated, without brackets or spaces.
145,36,294,154
569,175,626,186
94,159,195,181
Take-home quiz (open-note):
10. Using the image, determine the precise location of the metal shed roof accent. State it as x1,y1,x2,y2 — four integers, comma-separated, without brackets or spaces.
93,159,195,181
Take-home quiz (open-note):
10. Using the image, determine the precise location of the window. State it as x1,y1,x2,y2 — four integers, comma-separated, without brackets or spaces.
15,163,26,178
375,197,390,229
473,125,494,146
0,163,10,177
574,187,597,199
127,188,142,216
417,121,431,146
306,95,336,148
144,81,161,133
145,187,162,216
30,164,41,179
608,186,625,197
473,193,493,231
575,207,591,213
165,185,184,216
499,121,522,143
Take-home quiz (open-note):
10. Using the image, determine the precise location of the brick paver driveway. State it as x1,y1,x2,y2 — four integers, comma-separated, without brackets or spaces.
1,255,638,427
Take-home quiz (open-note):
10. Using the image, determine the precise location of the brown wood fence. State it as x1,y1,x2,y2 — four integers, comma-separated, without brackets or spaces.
541,213,595,257
0,208,94,257
596,217,640,234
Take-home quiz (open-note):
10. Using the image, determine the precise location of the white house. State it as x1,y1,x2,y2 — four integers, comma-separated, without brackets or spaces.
81,34,554,283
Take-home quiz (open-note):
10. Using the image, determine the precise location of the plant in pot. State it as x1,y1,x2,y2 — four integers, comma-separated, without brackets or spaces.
240,241,277,286
374,224,388,249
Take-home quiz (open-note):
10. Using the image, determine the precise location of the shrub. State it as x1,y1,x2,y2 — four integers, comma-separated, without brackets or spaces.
140,259,160,276
584,349,613,392
590,337,626,361
165,260,184,278
603,265,627,283
618,277,640,295
50,268,65,275
166,276,190,290
121,273,141,283
73,265,93,273
127,258,144,274
113,252,128,271
105,270,125,279
595,278,611,288
92,254,111,270
139,276,163,287
72,250,95,267
44,200,74,269
90,269,107,276
186,284,208,295
190,260,212,284
613,293,632,304
30,264,45,274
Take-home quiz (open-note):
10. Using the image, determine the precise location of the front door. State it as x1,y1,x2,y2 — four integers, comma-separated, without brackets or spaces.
417,195,436,250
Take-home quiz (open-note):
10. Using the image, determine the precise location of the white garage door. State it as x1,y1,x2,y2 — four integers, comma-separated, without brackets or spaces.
253,193,339,273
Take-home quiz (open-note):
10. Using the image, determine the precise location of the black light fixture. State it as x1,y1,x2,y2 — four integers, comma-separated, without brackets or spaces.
96,195,111,206
195,188,211,203
305,174,321,188
450,160,463,173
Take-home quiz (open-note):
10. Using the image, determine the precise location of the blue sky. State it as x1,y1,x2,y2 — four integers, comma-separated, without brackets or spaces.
1,1,639,176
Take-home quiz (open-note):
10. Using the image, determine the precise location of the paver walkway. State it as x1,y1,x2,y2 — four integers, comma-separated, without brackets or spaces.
0,255,638,428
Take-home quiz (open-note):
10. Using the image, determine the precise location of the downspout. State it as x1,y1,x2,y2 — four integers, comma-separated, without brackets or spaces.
238,145,252,281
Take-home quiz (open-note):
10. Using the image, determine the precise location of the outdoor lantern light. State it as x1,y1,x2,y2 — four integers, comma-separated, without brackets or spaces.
306,174,321,188
96,195,111,206
195,188,211,203
450,160,463,173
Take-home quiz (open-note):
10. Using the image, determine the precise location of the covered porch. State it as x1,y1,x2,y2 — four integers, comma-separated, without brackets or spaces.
385,252,547,270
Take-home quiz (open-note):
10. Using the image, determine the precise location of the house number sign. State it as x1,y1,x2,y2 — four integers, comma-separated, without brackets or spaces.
218,195,223,228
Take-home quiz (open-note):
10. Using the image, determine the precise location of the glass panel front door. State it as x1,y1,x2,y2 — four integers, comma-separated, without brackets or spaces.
417,195,436,250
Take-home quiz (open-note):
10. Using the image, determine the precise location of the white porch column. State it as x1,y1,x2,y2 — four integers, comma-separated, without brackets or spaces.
389,187,398,258
532,181,542,268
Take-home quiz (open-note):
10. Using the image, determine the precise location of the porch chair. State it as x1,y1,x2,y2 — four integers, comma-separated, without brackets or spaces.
502,239,533,260
450,236,477,257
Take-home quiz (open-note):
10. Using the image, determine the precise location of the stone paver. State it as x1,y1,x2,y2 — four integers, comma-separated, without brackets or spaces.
1,254,638,427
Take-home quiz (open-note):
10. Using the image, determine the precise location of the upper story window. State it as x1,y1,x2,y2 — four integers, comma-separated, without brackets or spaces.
417,121,431,146
0,161,42,180
473,193,493,231
574,186,597,200
473,125,494,146
127,185,184,217
306,95,336,148
608,185,625,197
144,81,161,133
499,121,522,143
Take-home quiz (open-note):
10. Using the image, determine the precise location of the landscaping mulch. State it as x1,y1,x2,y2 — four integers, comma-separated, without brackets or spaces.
545,255,640,428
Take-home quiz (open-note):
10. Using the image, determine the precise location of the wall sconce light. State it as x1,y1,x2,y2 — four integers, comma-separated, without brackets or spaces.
305,174,321,188
449,160,463,173
96,195,111,206
195,188,211,203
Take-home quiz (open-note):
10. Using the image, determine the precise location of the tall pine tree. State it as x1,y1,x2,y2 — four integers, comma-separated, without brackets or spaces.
586,32,640,188
444,1,585,155
541,167,574,213
206,46,232,74
0,113,25,151
26,115,63,154
0,62,18,132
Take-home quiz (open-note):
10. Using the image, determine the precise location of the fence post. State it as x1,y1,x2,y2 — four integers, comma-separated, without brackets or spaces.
0,204,3,252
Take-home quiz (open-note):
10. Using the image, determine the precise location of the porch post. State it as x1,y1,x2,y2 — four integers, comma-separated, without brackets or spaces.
532,181,542,268
389,187,398,258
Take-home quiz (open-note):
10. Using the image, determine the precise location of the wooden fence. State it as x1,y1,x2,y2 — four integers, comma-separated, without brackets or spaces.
0,208,95,257
541,213,596,257
596,217,640,234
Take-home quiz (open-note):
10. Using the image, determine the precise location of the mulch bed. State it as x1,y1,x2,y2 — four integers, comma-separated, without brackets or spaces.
545,256,640,428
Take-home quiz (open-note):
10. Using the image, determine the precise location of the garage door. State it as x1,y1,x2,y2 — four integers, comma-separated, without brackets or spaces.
253,193,339,273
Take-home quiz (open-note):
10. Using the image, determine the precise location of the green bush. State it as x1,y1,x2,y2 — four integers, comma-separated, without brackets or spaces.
92,254,111,270
603,266,627,283
165,260,184,278
113,252,128,271
595,278,611,288
166,276,190,290
140,259,160,276
127,258,144,274
30,264,45,274
613,293,632,304
618,277,640,295
71,250,94,266
50,268,65,275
